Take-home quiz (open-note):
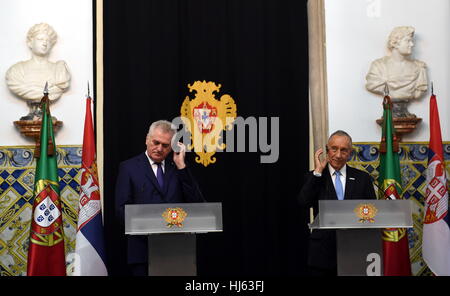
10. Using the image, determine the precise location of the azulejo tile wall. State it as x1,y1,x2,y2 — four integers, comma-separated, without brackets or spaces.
0,146,81,276
349,142,450,276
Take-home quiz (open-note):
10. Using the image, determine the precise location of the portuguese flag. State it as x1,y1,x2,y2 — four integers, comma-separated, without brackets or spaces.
378,95,411,276
27,92,66,276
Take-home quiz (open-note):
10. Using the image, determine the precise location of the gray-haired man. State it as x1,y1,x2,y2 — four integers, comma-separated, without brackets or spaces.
115,120,204,275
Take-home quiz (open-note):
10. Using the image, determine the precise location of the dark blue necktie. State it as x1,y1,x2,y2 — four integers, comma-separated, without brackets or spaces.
156,162,164,188
335,170,344,200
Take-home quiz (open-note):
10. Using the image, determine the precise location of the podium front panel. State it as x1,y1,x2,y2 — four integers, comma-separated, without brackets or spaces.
337,229,383,276
148,234,197,276
125,202,222,235
317,199,413,229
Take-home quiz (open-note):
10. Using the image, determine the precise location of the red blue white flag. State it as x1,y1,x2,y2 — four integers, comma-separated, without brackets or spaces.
73,96,108,275
423,93,450,275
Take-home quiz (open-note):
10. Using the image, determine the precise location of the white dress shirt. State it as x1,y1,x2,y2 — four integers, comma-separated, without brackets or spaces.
145,151,165,177
328,164,346,194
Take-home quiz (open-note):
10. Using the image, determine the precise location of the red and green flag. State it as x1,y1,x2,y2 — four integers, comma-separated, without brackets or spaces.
378,95,412,276
27,92,66,276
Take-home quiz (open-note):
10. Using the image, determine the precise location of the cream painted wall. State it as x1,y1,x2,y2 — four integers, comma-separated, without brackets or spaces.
0,0,94,145
325,0,450,142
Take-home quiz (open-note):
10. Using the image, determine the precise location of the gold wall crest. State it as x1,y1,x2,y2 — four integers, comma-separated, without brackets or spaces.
180,81,237,166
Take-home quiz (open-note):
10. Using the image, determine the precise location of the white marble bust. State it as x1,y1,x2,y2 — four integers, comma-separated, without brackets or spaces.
5,23,70,119
366,26,428,117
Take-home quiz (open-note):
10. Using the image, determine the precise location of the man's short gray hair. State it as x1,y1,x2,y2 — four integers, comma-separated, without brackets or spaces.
328,130,353,147
147,120,176,138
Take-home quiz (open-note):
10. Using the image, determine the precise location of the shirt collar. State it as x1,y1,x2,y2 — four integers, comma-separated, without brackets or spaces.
145,151,165,167
328,164,347,177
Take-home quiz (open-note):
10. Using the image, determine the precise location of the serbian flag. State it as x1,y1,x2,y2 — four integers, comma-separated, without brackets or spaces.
378,95,412,276
27,90,66,276
422,93,450,275
73,96,108,275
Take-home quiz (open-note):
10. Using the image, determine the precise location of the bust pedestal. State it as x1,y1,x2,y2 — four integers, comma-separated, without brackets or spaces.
14,120,63,142
376,117,421,140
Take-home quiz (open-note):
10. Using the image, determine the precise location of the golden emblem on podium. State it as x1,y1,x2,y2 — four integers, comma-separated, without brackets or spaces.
354,203,378,223
162,207,188,228
180,80,237,167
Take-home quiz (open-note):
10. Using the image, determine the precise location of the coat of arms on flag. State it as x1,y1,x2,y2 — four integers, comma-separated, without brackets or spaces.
32,181,63,239
78,162,101,228
424,156,448,223
180,81,237,167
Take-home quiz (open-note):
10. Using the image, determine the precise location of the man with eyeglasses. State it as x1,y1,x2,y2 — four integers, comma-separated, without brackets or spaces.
298,130,376,276
115,120,205,276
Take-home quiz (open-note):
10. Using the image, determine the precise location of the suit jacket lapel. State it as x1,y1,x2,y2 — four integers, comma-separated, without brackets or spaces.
324,168,338,200
344,166,355,199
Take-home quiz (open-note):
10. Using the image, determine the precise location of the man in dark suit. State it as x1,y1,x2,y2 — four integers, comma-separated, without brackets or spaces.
298,130,376,276
115,120,204,276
